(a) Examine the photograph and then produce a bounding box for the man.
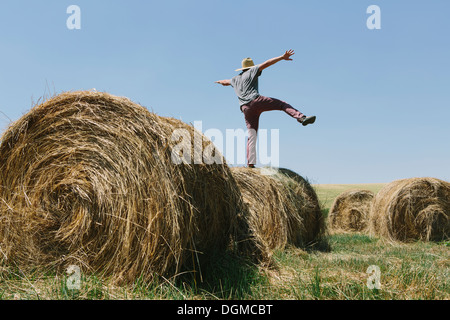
[215,49,316,168]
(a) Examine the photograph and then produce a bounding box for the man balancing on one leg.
[215,49,316,168]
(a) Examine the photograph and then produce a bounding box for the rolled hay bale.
[230,167,325,263]
[0,90,245,283]
[328,190,374,232]
[369,178,450,242]
[277,168,322,210]
[276,167,325,238]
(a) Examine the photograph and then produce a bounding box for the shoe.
[248,164,256,168]
[298,115,316,126]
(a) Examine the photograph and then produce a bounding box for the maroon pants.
[241,95,304,165]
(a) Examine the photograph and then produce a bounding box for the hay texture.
[328,190,374,232]
[230,167,324,263]
[0,90,244,282]
[369,178,450,242]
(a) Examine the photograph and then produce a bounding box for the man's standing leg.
[242,106,260,167]
[247,128,258,166]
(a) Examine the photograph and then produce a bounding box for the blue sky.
[0,0,449,184]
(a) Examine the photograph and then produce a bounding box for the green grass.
[0,183,448,300]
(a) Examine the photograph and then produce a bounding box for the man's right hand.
[282,49,295,61]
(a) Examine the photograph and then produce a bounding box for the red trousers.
[241,95,304,165]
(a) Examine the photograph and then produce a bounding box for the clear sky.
[0,0,449,184]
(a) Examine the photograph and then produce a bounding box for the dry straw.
[0,90,246,283]
[230,167,325,264]
[369,177,450,242]
[328,190,374,232]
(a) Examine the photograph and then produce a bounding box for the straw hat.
[235,57,255,71]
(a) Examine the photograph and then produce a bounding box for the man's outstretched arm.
[215,79,231,86]
[258,49,295,71]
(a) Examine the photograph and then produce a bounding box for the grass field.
[0,183,448,300]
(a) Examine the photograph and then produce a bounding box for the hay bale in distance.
[0,90,245,283]
[369,177,450,242]
[328,190,374,232]
[230,167,325,263]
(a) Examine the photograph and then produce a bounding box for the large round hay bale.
[328,190,374,232]
[369,177,450,242]
[230,167,325,263]
[0,90,245,283]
